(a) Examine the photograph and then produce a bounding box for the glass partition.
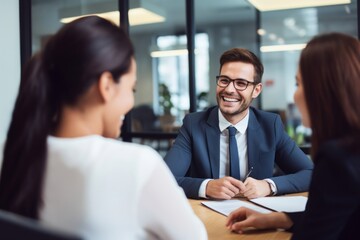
[260,2,358,145]
[195,0,258,108]
[28,0,358,156]
[32,0,118,53]
[129,1,187,135]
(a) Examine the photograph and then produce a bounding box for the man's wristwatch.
[265,179,276,196]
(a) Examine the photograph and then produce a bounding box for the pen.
[235,167,254,198]
[245,167,253,179]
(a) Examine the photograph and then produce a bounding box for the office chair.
[130,104,164,149]
[0,209,82,240]
[131,104,161,133]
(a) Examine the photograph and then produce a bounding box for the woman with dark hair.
[0,16,207,240]
[226,32,360,239]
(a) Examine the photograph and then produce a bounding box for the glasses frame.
[216,75,257,91]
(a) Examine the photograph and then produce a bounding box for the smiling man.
[165,48,313,200]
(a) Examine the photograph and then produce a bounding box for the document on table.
[250,196,308,213]
[201,199,272,216]
[201,196,308,216]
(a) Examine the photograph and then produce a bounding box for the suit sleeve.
[290,143,360,239]
[164,115,207,199]
[270,115,314,194]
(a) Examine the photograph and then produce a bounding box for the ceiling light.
[150,49,199,58]
[257,28,266,35]
[260,43,307,52]
[60,9,165,26]
[60,0,165,26]
[129,8,165,26]
[247,0,351,11]
[151,49,188,58]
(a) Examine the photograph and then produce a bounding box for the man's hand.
[241,178,271,199]
[206,177,245,199]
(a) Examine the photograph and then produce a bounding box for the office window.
[32,0,118,53]
[195,0,258,108]
[129,1,187,135]
[153,33,210,118]
[259,2,358,145]
[25,0,359,155]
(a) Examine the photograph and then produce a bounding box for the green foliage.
[159,83,174,115]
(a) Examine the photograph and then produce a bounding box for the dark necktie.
[228,126,240,179]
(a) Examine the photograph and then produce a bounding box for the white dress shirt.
[198,109,249,198]
[218,109,249,179]
[198,109,277,198]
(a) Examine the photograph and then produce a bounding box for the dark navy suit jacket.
[165,106,313,199]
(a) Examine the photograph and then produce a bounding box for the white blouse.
[40,135,207,240]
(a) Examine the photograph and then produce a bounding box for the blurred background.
[2,0,358,156]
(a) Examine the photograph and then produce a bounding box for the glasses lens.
[217,77,230,87]
[234,80,248,90]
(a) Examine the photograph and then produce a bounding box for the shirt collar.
[218,109,249,134]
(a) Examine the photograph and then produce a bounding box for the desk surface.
[189,193,308,240]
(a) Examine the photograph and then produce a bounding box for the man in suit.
[164,48,313,200]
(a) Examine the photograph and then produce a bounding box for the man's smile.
[222,96,240,102]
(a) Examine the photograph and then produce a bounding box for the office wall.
[261,51,300,110]
[0,0,20,142]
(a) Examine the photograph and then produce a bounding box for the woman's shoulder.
[93,136,163,162]
[48,135,164,168]
[95,137,169,183]
[103,137,160,156]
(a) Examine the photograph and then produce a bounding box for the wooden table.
[189,193,307,240]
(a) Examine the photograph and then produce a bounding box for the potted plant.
[159,83,174,115]
[158,83,175,127]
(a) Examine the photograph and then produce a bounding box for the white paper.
[201,199,272,216]
[250,196,308,213]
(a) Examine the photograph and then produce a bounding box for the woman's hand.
[226,207,293,234]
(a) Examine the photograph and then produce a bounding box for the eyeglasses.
[216,75,257,91]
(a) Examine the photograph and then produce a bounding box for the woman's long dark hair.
[0,16,134,219]
[299,33,360,158]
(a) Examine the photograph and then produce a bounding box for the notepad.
[201,196,308,216]
[250,196,308,212]
[201,199,272,216]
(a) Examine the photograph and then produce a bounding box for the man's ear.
[98,71,114,103]
[252,83,263,99]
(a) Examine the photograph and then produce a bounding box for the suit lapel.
[247,108,261,173]
[206,107,221,178]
